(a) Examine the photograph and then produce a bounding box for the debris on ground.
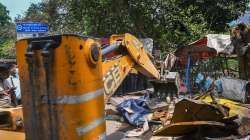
[103,39,250,139]
[146,97,169,111]
[125,120,149,137]
[153,95,250,139]
[105,86,250,140]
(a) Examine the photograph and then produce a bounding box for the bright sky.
[0,0,41,20]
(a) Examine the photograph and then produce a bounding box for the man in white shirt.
[4,64,20,105]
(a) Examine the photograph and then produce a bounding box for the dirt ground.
[106,120,173,140]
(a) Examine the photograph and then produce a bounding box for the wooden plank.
[0,130,25,140]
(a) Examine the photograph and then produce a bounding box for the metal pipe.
[42,42,59,140]
[101,41,121,56]
[25,43,41,140]
[25,40,58,140]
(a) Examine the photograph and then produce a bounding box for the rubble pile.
[105,88,250,140]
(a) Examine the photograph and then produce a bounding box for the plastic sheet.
[116,95,150,126]
[221,77,249,103]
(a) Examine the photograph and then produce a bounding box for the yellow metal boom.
[102,33,160,99]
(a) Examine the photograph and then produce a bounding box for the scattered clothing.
[195,73,205,85]
[178,79,187,94]
[195,73,224,95]
[164,53,177,71]
[214,79,223,93]
[195,73,205,94]
[206,34,234,55]
[204,76,213,91]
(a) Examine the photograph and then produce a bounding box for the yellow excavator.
[0,33,161,140]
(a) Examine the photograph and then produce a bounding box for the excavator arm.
[13,33,159,140]
[102,33,160,99]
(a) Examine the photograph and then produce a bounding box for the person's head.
[8,64,17,76]
[0,64,10,79]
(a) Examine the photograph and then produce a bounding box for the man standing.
[4,64,21,105]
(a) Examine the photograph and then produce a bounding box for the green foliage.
[178,0,249,32]
[0,2,16,58]
[0,39,15,58]
[227,58,239,72]
[18,3,47,22]
[3,0,250,59]
[0,2,12,43]
[0,2,10,26]
[66,0,249,50]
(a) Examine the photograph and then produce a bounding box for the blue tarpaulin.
[185,54,193,96]
[117,95,150,126]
